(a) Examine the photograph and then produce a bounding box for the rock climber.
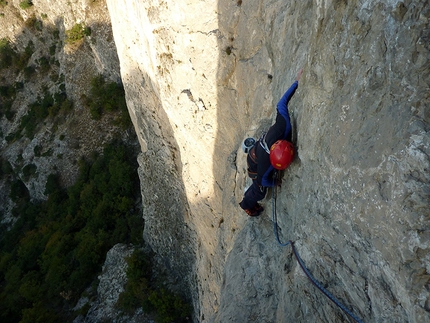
[239,69,303,216]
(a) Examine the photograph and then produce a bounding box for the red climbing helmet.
[269,140,295,170]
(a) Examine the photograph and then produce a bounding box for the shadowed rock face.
[107,0,429,322]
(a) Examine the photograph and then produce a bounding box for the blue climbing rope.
[271,183,290,247]
[271,178,364,323]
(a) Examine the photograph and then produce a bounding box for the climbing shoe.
[244,204,264,217]
[253,203,264,214]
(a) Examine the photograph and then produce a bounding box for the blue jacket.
[256,81,298,187]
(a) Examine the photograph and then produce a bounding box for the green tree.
[20,301,59,323]
[148,289,192,323]
[18,271,44,302]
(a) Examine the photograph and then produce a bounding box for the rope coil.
[271,178,364,323]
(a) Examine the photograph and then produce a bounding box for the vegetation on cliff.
[0,140,142,322]
[117,249,192,323]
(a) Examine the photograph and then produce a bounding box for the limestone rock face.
[107,0,430,322]
[74,244,150,323]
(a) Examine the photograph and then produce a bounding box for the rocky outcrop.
[74,244,151,323]
[107,0,429,322]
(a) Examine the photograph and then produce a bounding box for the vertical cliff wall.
[107,0,429,322]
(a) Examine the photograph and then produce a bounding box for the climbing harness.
[259,132,271,154]
[271,176,364,323]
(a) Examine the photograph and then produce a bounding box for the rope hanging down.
[271,176,364,323]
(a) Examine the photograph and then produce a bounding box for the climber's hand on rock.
[296,68,303,81]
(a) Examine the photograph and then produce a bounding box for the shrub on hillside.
[0,38,33,71]
[38,56,50,73]
[0,158,13,177]
[19,1,33,9]
[66,23,91,43]
[0,85,15,99]
[82,75,131,128]
[24,15,42,31]
[9,179,29,202]
[17,89,73,139]
[15,41,34,70]
[22,163,37,181]
[23,65,35,79]
[0,38,14,69]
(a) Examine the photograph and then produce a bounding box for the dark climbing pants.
[239,180,267,210]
